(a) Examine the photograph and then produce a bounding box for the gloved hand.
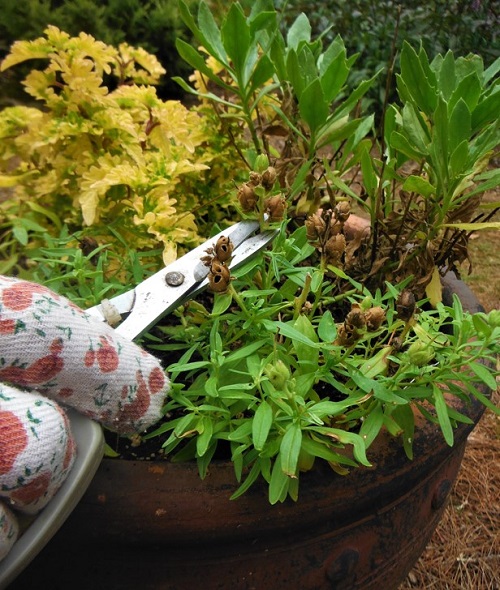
[0,276,169,561]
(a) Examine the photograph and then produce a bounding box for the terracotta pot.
[12,274,489,590]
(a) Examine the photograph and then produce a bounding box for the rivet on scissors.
[165,271,185,287]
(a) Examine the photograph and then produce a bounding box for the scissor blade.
[87,220,276,340]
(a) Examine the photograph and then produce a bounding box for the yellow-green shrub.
[0,26,242,274]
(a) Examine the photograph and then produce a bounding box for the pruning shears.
[86,220,278,340]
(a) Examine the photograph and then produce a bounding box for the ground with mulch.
[400,188,500,590]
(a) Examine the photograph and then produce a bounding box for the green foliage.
[1,2,498,503]
[0,27,243,285]
[267,0,500,113]
[145,224,500,502]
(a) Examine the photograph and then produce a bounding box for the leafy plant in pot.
[2,1,499,589]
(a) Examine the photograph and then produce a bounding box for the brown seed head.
[238,183,258,212]
[397,290,416,321]
[364,306,386,331]
[305,212,327,243]
[346,305,366,330]
[248,171,262,187]
[208,261,232,293]
[324,234,346,265]
[214,236,233,263]
[265,195,287,222]
[261,166,277,190]
[334,201,351,223]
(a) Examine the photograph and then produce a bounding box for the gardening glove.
[0,275,169,561]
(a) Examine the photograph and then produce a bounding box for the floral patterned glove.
[0,276,169,561]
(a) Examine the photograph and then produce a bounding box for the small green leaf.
[286,12,311,49]
[221,3,250,77]
[280,422,302,476]
[402,175,436,198]
[196,416,214,457]
[318,311,337,342]
[399,42,437,115]
[433,386,454,446]
[469,361,498,391]
[299,79,329,134]
[252,401,273,450]
[269,455,289,504]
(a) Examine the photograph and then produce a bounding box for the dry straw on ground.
[400,192,500,590]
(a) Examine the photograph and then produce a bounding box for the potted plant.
[1,1,499,588]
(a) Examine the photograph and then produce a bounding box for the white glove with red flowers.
[0,276,169,561]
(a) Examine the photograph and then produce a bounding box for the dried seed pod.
[305,212,327,243]
[346,305,366,330]
[335,323,359,346]
[334,201,351,223]
[261,166,277,190]
[238,183,258,212]
[208,260,232,293]
[364,306,386,331]
[324,234,346,265]
[397,290,416,321]
[248,171,262,187]
[264,195,287,222]
[214,236,233,263]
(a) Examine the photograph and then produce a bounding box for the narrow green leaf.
[449,99,471,154]
[433,386,454,446]
[252,401,273,450]
[469,361,498,391]
[320,50,349,103]
[299,79,329,134]
[221,3,250,77]
[402,175,436,198]
[280,422,302,476]
[390,131,426,161]
[230,459,263,500]
[438,50,456,101]
[269,455,289,504]
[197,0,227,63]
[286,12,311,49]
[471,89,500,132]
[399,42,437,115]
[196,417,214,457]
[449,72,481,114]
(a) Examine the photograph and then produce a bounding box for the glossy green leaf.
[449,98,471,154]
[390,131,426,161]
[252,401,273,450]
[286,12,311,49]
[318,310,337,342]
[402,175,436,198]
[471,88,500,132]
[399,42,437,115]
[280,422,302,476]
[196,416,214,456]
[359,403,384,447]
[469,361,498,391]
[319,50,349,103]
[269,454,289,504]
[221,3,250,77]
[437,50,456,100]
[433,385,454,446]
[299,79,329,134]
[401,103,430,153]
[449,72,481,114]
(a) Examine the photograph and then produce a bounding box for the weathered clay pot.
[12,274,490,590]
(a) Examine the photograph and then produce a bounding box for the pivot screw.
[165,271,185,287]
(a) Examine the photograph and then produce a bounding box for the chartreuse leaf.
[425,266,443,306]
